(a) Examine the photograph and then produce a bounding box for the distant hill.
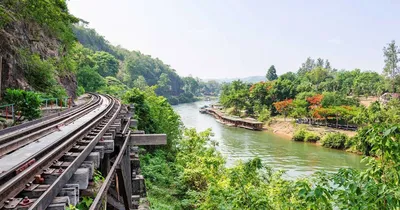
[206,76,266,84]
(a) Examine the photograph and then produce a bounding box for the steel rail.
[0,94,97,140]
[0,95,116,208]
[0,94,99,149]
[28,95,121,209]
[0,96,104,184]
[0,95,103,157]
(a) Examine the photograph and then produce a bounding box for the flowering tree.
[273,99,294,120]
[306,94,324,109]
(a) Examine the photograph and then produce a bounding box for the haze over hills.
[205,76,266,83]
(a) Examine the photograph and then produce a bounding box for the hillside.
[73,24,220,104]
[0,0,79,99]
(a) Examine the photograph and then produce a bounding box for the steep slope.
[0,0,79,98]
[73,25,189,103]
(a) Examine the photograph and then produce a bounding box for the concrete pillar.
[85,152,100,168]
[67,168,89,189]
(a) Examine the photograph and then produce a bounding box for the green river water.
[173,100,365,178]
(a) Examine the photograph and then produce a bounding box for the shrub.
[168,96,179,105]
[257,107,271,122]
[293,128,306,141]
[20,50,57,93]
[304,132,320,142]
[321,133,349,149]
[77,86,85,96]
[293,128,320,142]
[4,89,42,121]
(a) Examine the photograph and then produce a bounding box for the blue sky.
[68,0,400,79]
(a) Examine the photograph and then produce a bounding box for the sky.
[67,0,400,79]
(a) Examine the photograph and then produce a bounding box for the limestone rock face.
[0,21,76,98]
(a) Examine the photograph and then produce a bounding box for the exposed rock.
[0,20,76,97]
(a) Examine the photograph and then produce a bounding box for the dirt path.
[265,118,357,139]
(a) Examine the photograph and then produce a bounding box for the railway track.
[0,94,123,209]
[0,93,100,157]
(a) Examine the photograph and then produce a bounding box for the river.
[173,100,365,178]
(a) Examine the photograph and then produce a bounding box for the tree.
[156,73,172,96]
[324,60,331,70]
[383,40,400,91]
[298,57,315,75]
[77,66,106,92]
[383,40,400,80]
[266,65,278,81]
[133,76,149,91]
[91,51,119,77]
[316,58,324,68]
[306,94,323,109]
[273,99,294,120]
[4,89,41,121]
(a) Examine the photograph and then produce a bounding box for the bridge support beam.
[130,134,167,146]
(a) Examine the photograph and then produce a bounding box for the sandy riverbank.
[265,118,357,140]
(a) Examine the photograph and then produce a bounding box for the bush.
[4,89,42,121]
[293,128,320,142]
[168,96,179,105]
[77,86,85,96]
[20,50,57,93]
[257,107,271,122]
[293,128,306,141]
[304,132,320,142]
[321,133,349,149]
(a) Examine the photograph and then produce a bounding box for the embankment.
[266,118,357,139]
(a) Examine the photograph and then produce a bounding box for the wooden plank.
[130,134,167,145]
[132,130,145,134]
[130,119,138,127]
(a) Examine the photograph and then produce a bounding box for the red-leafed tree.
[273,99,294,120]
[306,94,324,109]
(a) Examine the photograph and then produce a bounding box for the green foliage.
[266,65,278,81]
[93,170,105,184]
[292,128,306,141]
[321,132,349,149]
[98,76,128,98]
[91,51,119,77]
[1,0,78,48]
[257,106,271,122]
[293,128,319,142]
[77,66,106,92]
[73,25,124,60]
[19,50,56,93]
[123,88,181,150]
[304,131,320,142]
[73,25,217,104]
[76,196,93,210]
[132,75,149,91]
[76,86,85,96]
[4,89,41,120]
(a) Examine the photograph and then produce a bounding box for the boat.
[199,105,209,113]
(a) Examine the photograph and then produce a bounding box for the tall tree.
[383,40,400,79]
[298,57,315,75]
[266,65,278,81]
[383,40,400,92]
[316,58,324,68]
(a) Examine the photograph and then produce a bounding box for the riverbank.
[266,117,357,140]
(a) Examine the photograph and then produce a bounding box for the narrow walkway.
[0,95,109,173]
